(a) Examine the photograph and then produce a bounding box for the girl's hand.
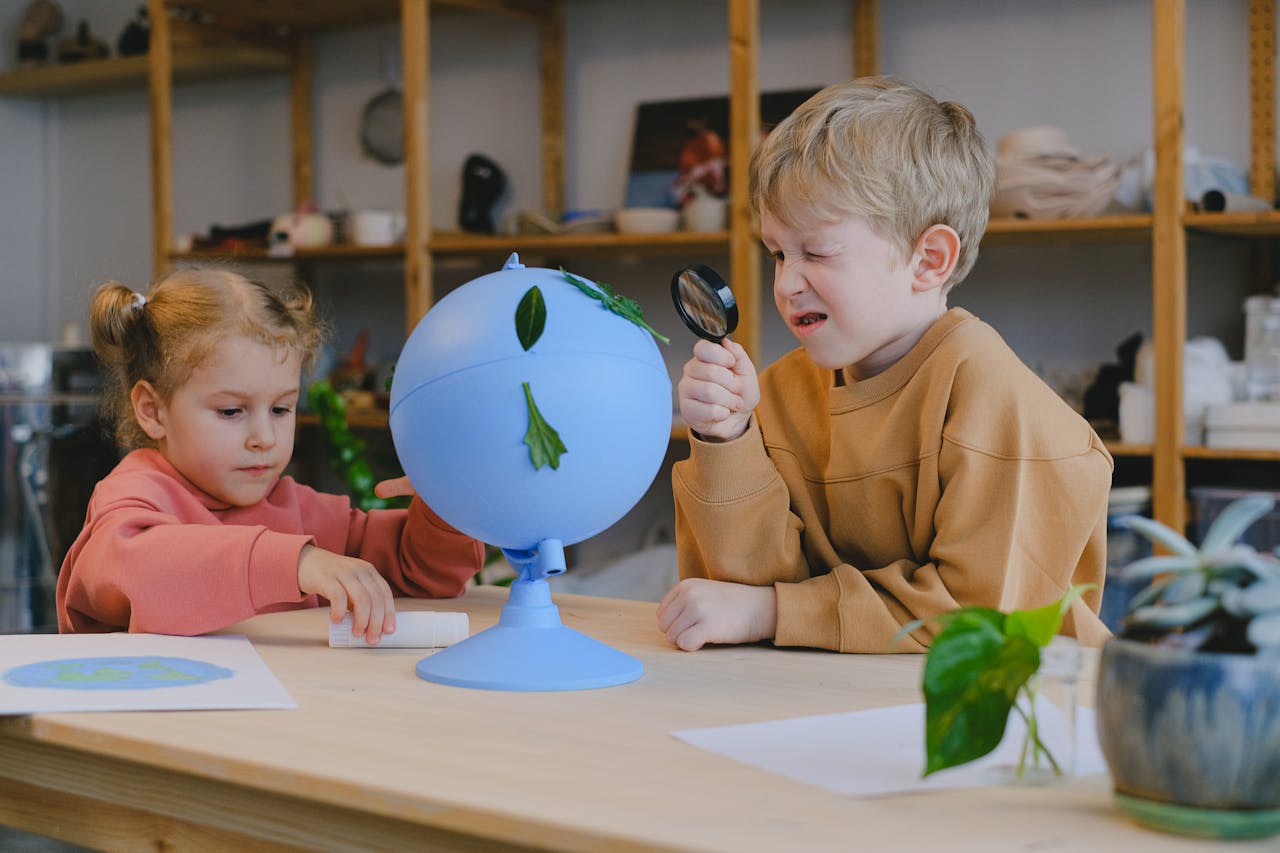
[297,544,396,643]
[656,578,777,651]
[677,337,760,442]
[373,476,416,499]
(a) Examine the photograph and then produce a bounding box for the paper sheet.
[0,633,295,714]
[673,699,1107,797]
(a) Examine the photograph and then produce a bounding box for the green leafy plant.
[896,584,1093,778]
[561,268,670,344]
[306,380,407,511]
[1116,493,1280,653]
[521,381,567,470]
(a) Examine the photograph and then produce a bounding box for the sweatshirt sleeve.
[672,418,810,586]
[773,438,1113,653]
[343,497,484,598]
[58,494,312,635]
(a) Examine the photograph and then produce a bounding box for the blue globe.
[389,255,672,551]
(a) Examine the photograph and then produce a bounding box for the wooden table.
[0,587,1266,852]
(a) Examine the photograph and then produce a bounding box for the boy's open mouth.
[795,312,826,327]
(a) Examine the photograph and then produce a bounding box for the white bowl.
[615,207,680,235]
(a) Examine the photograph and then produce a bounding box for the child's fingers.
[326,585,349,624]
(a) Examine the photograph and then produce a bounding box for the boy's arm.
[773,442,1113,653]
[672,418,810,586]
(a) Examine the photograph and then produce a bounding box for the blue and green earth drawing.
[4,657,234,690]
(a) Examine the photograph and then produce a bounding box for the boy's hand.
[657,578,777,651]
[373,476,416,499]
[297,544,396,644]
[677,338,760,441]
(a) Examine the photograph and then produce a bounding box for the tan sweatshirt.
[672,308,1112,652]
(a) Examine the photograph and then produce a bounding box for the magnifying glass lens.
[671,265,738,342]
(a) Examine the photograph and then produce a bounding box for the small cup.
[682,195,727,232]
[351,210,406,246]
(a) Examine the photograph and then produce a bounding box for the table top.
[0,586,1264,852]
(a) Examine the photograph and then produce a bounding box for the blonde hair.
[90,268,324,449]
[750,76,996,290]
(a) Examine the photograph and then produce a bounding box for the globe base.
[415,579,642,691]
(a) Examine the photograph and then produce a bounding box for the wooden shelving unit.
[5,0,1277,534]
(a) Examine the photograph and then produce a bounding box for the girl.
[57,268,483,643]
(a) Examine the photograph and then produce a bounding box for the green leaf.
[515,286,547,351]
[522,382,567,470]
[1004,583,1097,647]
[561,268,670,345]
[922,611,1040,776]
[1117,553,1199,583]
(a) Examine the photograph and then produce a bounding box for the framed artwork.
[624,87,820,209]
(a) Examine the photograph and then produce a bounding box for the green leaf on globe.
[522,381,567,470]
[561,268,670,345]
[515,285,546,351]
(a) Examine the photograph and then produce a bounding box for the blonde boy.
[657,77,1111,653]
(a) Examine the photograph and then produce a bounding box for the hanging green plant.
[306,380,407,511]
[521,381,567,470]
[515,285,547,351]
[561,268,670,344]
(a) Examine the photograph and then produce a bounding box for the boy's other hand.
[677,337,760,441]
[297,544,397,644]
[373,476,416,499]
[657,578,777,651]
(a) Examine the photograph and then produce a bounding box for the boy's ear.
[130,380,167,441]
[911,224,961,293]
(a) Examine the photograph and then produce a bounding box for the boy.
[657,77,1112,653]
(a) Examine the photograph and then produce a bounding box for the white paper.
[673,699,1107,797]
[0,633,295,714]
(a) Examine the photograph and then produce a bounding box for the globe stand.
[415,539,643,691]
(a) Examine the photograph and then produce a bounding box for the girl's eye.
[272,406,294,416]
[216,408,242,418]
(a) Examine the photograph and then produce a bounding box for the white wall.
[0,0,1266,559]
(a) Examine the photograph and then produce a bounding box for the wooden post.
[402,0,432,329]
[1151,0,1187,534]
[147,0,172,278]
[539,0,565,219]
[853,0,878,78]
[1249,0,1276,293]
[728,0,761,363]
[289,34,315,210]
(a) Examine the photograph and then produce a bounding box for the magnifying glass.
[671,264,738,343]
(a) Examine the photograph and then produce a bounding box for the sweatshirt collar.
[829,307,974,408]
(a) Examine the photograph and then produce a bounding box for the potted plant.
[1096,493,1280,839]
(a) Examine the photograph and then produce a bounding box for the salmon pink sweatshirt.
[57,449,483,634]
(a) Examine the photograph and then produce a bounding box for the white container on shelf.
[1204,402,1280,450]
[1244,295,1280,401]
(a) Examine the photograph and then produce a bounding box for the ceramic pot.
[1095,638,1280,838]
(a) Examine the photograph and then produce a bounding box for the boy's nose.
[773,262,806,298]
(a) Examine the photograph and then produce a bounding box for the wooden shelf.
[1185,210,1280,237]
[1106,442,1154,457]
[432,229,729,256]
[1183,445,1280,462]
[166,0,551,30]
[0,45,288,98]
[298,411,389,429]
[982,214,1153,246]
[172,244,404,262]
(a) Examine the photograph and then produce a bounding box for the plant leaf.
[1120,514,1197,557]
[521,381,567,470]
[923,612,1039,776]
[561,268,670,344]
[1201,494,1276,553]
[1117,553,1198,583]
[515,285,547,351]
[1127,596,1218,629]
[1004,583,1096,647]
[1247,611,1280,649]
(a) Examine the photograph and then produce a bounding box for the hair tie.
[133,291,147,309]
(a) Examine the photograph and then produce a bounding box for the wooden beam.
[148,0,173,279]
[402,0,432,329]
[289,34,315,210]
[1151,0,1187,534]
[853,0,878,78]
[1249,0,1276,203]
[728,0,761,364]
[539,0,566,218]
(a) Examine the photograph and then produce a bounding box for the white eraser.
[329,611,470,649]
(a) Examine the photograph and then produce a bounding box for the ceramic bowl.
[615,207,679,235]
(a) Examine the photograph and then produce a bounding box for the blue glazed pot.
[1095,638,1280,837]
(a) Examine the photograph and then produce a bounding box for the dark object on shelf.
[16,0,63,68]
[55,19,109,64]
[189,218,273,252]
[1084,331,1143,424]
[458,153,507,234]
[117,5,149,57]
